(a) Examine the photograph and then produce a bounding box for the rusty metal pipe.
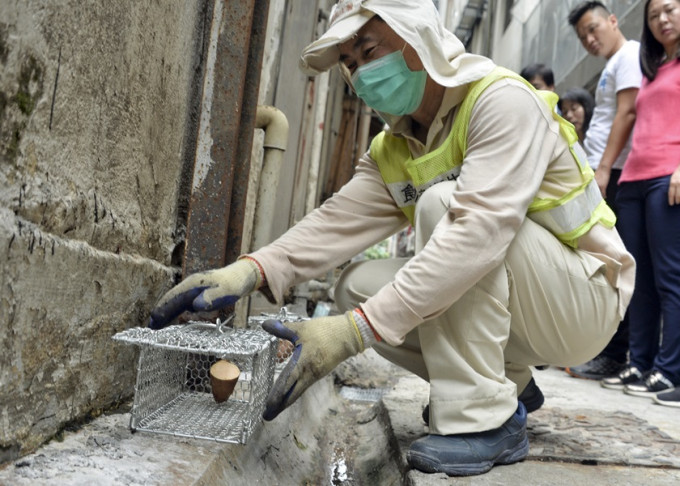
[183,0,270,278]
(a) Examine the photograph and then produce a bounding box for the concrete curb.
[1,357,679,485]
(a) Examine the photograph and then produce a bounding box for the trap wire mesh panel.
[247,307,310,371]
[113,322,277,444]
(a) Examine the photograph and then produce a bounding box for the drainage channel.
[322,386,402,485]
[0,353,411,485]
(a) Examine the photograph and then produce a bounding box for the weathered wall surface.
[0,0,209,462]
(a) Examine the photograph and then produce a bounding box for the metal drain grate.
[339,386,390,402]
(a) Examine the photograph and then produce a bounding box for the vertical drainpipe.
[183,0,270,280]
[251,105,290,252]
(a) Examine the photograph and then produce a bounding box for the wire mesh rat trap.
[113,308,309,445]
[113,318,278,445]
[247,307,309,369]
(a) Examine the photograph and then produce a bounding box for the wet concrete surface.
[0,351,679,485]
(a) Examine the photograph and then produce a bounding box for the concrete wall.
[0,0,209,462]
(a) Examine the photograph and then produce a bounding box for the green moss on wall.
[7,122,26,160]
[1,53,45,163]
[0,23,8,64]
[15,55,43,116]
[14,92,34,116]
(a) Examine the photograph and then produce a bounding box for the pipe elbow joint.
[255,105,289,151]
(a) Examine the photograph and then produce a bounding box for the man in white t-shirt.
[566,1,641,381]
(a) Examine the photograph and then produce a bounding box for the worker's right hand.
[261,312,366,421]
[148,258,263,329]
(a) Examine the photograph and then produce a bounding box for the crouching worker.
[148,0,634,477]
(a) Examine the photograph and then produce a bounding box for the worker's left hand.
[148,258,263,329]
[261,313,366,421]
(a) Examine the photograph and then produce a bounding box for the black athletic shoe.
[601,365,644,390]
[624,370,674,397]
[565,355,626,380]
[654,387,680,408]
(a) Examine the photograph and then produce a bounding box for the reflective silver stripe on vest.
[529,179,602,234]
[572,142,590,169]
[384,166,461,208]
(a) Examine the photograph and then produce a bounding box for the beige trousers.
[334,181,620,435]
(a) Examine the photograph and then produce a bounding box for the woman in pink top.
[608,0,680,406]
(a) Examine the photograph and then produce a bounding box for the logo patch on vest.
[385,167,460,208]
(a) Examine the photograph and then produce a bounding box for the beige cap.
[300,0,375,75]
[299,0,495,93]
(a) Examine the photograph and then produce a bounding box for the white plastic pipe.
[251,105,289,251]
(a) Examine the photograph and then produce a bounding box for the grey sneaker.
[601,365,644,390]
[565,355,626,380]
[654,387,680,408]
[624,370,674,397]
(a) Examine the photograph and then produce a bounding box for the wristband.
[239,256,266,288]
[352,307,381,346]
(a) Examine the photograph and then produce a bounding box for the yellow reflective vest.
[369,66,615,248]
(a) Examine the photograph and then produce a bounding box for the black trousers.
[599,168,629,363]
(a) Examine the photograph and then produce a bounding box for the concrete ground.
[1,349,679,485]
[393,365,680,485]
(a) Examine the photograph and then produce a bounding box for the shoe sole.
[624,387,674,398]
[407,436,529,477]
[565,368,616,381]
[600,382,625,390]
[653,396,680,408]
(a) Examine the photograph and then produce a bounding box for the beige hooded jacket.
[249,0,634,346]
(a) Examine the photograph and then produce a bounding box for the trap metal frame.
[113,320,277,444]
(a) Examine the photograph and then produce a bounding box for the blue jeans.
[616,175,680,384]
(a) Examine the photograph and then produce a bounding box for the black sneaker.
[601,365,644,390]
[565,355,626,380]
[421,377,544,424]
[654,387,680,408]
[624,370,674,397]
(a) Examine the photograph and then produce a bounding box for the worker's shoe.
[421,377,543,424]
[408,403,529,477]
